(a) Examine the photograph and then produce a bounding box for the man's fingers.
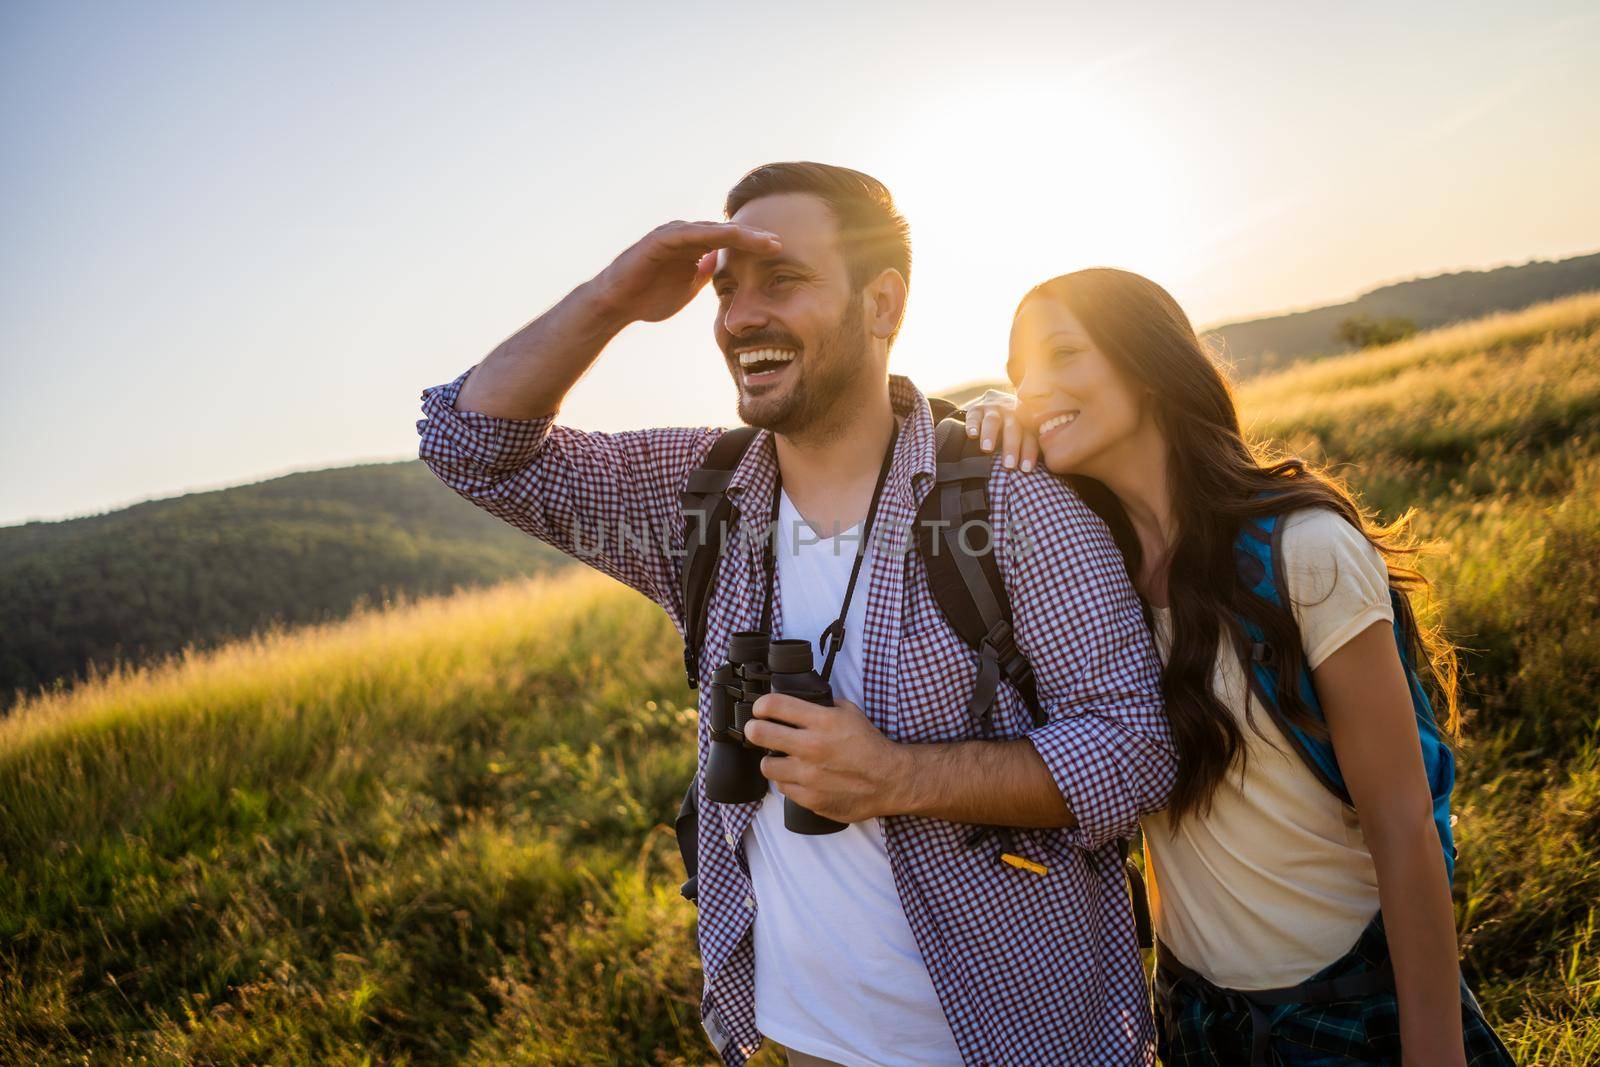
[693,252,716,291]
[746,718,809,756]
[752,693,825,728]
[759,753,805,784]
[654,221,781,256]
[762,763,821,810]
[965,406,981,439]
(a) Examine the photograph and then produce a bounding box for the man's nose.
[722,289,769,336]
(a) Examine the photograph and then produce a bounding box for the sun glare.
[872,79,1200,388]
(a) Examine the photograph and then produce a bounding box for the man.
[417,162,1175,1066]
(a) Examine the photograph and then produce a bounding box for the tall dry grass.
[0,573,738,1064]
[3,292,1597,1064]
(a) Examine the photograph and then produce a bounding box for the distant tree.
[1336,313,1418,349]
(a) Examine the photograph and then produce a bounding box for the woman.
[966,269,1511,1066]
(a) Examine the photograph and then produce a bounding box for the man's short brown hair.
[725,161,912,309]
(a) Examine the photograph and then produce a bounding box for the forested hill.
[0,461,566,709]
[1209,249,1600,375]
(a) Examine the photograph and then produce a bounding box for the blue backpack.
[1232,509,1458,880]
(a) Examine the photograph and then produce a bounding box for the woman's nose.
[1016,368,1053,405]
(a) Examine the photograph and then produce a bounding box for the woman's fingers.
[979,409,1003,451]
[962,390,1024,457]
[1020,431,1041,473]
[974,389,1015,410]
[1001,413,1023,469]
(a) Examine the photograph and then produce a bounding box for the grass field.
[3,293,1597,1064]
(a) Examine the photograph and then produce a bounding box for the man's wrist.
[570,276,635,339]
[882,741,939,818]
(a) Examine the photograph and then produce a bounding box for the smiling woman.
[964,266,1517,1065]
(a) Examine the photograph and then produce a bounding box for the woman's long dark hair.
[1020,268,1461,822]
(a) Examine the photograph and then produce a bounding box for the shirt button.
[745,896,756,911]
[725,832,735,846]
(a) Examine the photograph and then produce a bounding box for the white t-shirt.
[743,487,962,1067]
[1141,507,1396,990]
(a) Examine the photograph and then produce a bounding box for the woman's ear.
[866,268,908,341]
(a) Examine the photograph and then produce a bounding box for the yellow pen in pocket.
[1000,853,1048,876]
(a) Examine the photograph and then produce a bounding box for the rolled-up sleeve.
[415,365,722,627]
[993,471,1176,851]
[418,368,557,480]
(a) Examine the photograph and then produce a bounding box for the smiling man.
[416,162,1175,1066]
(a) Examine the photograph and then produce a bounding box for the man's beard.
[735,293,871,441]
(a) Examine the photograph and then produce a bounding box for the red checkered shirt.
[417,370,1175,1066]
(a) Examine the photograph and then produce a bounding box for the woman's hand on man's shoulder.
[962,389,1041,473]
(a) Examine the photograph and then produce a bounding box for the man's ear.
[865,268,908,342]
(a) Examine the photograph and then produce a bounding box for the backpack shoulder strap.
[679,426,760,689]
[927,396,960,424]
[1236,506,1460,879]
[912,404,1148,943]
[913,402,1045,729]
[1233,510,1352,802]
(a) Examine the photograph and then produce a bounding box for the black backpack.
[673,399,1151,948]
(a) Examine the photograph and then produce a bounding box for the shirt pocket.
[898,600,1037,742]
[897,601,983,740]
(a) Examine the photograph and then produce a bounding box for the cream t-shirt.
[1140,507,1396,990]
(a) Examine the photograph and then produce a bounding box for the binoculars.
[703,631,847,835]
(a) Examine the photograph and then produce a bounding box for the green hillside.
[0,461,568,710]
[1210,250,1600,375]
[1,294,1597,1064]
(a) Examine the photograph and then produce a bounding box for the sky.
[2,0,1598,527]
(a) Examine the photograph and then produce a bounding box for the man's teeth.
[1038,412,1079,434]
[737,348,797,368]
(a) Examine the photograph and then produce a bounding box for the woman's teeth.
[737,348,797,368]
[1038,412,1079,435]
